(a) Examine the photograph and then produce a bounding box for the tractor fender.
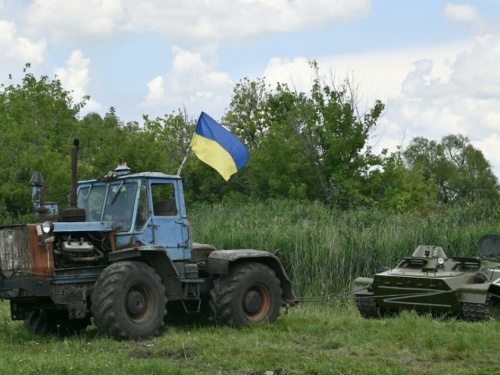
[107,248,183,301]
[206,250,297,305]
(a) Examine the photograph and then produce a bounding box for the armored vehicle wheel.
[91,261,167,340]
[24,310,90,336]
[354,295,380,318]
[462,295,500,321]
[209,262,282,328]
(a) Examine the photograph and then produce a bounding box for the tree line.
[0,63,498,223]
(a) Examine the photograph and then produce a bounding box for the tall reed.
[189,200,500,297]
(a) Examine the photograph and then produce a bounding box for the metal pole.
[177,147,192,176]
[69,141,79,208]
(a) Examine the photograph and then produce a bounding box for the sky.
[1,0,500,176]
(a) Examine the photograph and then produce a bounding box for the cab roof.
[78,171,181,184]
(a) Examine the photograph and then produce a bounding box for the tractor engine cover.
[61,240,94,253]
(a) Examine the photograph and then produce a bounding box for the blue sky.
[1,0,500,175]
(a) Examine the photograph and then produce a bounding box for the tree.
[365,149,438,212]
[223,77,270,151]
[223,62,385,208]
[403,134,499,204]
[77,109,126,178]
[140,109,196,174]
[0,65,86,220]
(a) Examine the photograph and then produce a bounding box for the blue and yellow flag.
[190,112,249,181]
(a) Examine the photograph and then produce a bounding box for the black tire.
[24,310,90,337]
[209,262,282,328]
[91,261,167,340]
[354,295,380,318]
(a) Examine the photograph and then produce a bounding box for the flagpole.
[177,147,192,176]
[177,112,199,177]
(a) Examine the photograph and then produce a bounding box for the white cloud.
[262,41,468,113]
[24,0,371,45]
[264,57,316,91]
[450,34,500,98]
[443,3,496,34]
[0,20,46,64]
[26,0,127,44]
[141,46,233,118]
[144,76,165,106]
[382,33,500,177]
[443,3,481,23]
[126,0,371,42]
[54,50,101,112]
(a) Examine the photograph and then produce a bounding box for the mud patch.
[156,346,196,360]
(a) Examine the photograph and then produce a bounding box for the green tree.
[223,77,270,151]
[403,134,499,204]
[141,109,196,174]
[365,149,438,212]
[77,108,195,179]
[0,65,86,220]
[77,109,126,178]
[223,62,385,208]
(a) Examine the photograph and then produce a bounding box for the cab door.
[148,180,190,260]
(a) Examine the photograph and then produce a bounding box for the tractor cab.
[76,165,191,260]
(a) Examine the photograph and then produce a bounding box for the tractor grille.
[0,226,32,278]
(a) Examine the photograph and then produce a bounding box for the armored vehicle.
[0,141,296,340]
[353,235,500,320]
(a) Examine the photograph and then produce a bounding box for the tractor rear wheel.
[91,261,167,340]
[209,262,282,328]
[24,310,90,336]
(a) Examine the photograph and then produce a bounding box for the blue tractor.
[0,141,296,340]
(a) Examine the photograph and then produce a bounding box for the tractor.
[0,141,296,340]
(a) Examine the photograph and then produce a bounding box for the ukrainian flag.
[190,112,249,181]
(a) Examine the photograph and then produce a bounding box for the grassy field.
[1,300,500,375]
[2,201,500,374]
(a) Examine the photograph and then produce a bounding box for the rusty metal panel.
[27,224,54,276]
[0,226,32,278]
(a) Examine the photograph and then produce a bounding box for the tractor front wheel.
[91,261,167,340]
[209,262,282,328]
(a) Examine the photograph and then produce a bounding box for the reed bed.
[189,200,500,296]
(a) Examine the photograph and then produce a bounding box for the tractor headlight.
[42,221,54,234]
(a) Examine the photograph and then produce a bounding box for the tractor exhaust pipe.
[69,139,79,209]
[61,139,86,222]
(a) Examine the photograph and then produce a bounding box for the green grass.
[1,301,500,374]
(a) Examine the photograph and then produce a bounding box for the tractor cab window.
[151,183,178,216]
[78,185,106,222]
[135,183,150,230]
[102,182,138,232]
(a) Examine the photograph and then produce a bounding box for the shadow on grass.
[163,300,214,330]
